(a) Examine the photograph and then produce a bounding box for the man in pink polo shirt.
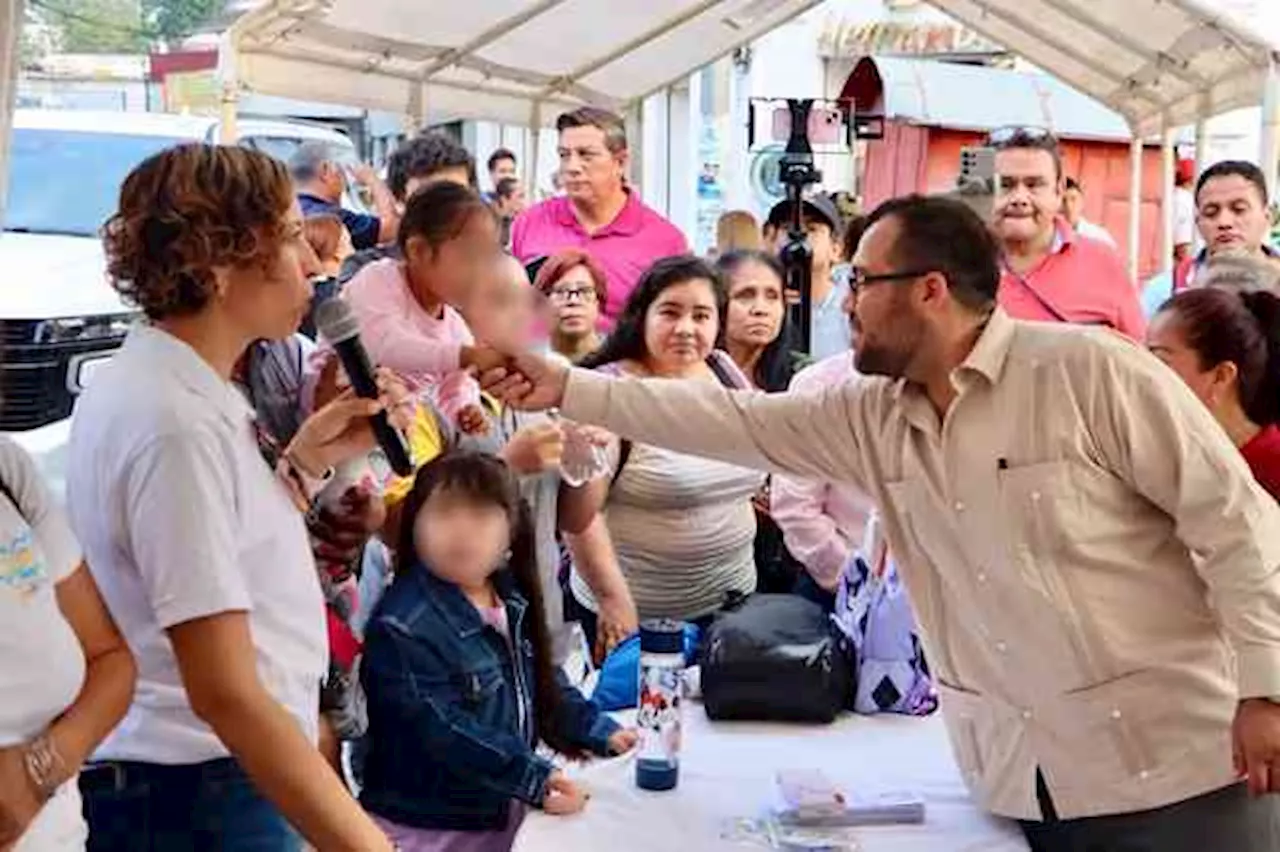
[511,107,687,324]
[990,127,1145,339]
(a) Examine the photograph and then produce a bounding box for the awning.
[922,0,1279,137]
[841,56,1139,142]
[226,0,826,127]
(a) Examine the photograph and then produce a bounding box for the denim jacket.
[359,566,618,831]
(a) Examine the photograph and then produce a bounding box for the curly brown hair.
[102,143,295,320]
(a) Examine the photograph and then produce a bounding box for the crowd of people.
[2,103,1280,852]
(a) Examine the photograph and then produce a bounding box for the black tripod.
[775,99,823,355]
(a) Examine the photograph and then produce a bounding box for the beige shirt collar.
[896,307,1016,432]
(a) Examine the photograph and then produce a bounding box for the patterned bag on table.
[831,515,937,716]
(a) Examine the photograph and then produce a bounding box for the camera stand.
[777,99,823,355]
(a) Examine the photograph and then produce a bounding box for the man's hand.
[0,744,44,849]
[501,421,565,476]
[1233,698,1280,795]
[479,351,571,412]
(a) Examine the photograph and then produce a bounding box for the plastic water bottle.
[635,620,686,791]
[552,410,611,487]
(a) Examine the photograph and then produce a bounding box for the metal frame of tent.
[3,0,1279,278]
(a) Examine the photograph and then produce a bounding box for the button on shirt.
[510,190,687,324]
[559,308,1280,821]
[999,219,1146,339]
[67,325,327,764]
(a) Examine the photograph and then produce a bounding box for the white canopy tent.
[222,0,826,129]
[924,0,1280,275]
[1,0,1278,266]
[220,0,1280,277]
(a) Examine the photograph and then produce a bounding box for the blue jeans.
[80,758,301,852]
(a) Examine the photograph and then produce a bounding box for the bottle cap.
[639,619,686,654]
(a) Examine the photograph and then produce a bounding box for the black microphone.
[314,298,414,477]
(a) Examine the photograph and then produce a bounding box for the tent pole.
[1128,134,1143,282]
[1161,118,1176,273]
[217,31,240,143]
[1194,90,1209,175]
[1261,54,1280,202]
[625,101,645,197]
[1194,118,1207,173]
[528,101,542,196]
[0,0,25,227]
[406,83,424,133]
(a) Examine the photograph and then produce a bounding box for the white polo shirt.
[67,324,326,764]
[0,438,88,849]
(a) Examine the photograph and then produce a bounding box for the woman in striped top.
[559,256,766,631]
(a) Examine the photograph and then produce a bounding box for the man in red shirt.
[511,107,687,324]
[990,128,1145,339]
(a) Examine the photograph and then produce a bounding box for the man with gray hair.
[290,141,400,250]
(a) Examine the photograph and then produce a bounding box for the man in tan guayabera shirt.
[483,195,1280,850]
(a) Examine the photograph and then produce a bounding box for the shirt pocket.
[995,461,1076,597]
[934,678,1002,787]
[1059,672,1165,780]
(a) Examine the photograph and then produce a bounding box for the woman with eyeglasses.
[533,249,607,363]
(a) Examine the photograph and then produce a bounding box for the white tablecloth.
[514,706,1029,852]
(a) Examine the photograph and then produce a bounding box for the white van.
[0,109,361,495]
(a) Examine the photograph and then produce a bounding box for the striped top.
[571,356,765,621]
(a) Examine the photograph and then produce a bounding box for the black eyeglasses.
[987,125,1058,149]
[848,268,933,292]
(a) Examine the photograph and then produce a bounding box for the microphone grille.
[315,297,361,344]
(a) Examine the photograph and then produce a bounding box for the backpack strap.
[610,354,743,486]
[610,439,633,486]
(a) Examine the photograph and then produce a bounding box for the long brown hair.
[394,451,584,758]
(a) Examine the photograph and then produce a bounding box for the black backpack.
[701,594,855,724]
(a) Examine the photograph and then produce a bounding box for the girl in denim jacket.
[360,452,635,851]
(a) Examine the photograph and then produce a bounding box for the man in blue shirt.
[290,142,399,251]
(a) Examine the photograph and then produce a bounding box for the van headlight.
[33,313,135,345]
